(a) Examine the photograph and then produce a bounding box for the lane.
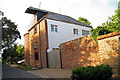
[2,64,41,78]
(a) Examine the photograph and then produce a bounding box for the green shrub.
[16,64,32,70]
[2,59,9,64]
[26,66,32,69]
[21,63,26,66]
[71,64,113,80]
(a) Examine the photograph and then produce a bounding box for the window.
[82,30,89,35]
[35,52,38,60]
[51,25,58,32]
[34,27,37,34]
[73,28,78,35]
[51,25,54,31]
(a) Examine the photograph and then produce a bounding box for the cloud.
[100,0,108,4]
[1,0,118,45]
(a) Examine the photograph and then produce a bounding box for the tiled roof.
[25,7,92,28]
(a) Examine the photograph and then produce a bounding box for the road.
[2,64,41,78]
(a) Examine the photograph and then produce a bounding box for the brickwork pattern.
[24,33,30,66]
[60,31,120,77]
[24,19,48,68]
[60,35,98,68]
[39,19,48,68]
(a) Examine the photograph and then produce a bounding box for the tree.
[91,6,120,43]
[16,44,24,60]
[2,17,21,64]
[2,44,18,63]
[2,17,21,49]
[78,17,91,26]
[2,44,24,64]
[101,9,120,32]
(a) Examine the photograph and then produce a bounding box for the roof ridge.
[29,7,77,20]
[26,7,92,28]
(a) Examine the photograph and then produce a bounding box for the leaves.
[2,44,24,63]
[2,17,21,49]
[78,17,91,26]
[91,7,120,43]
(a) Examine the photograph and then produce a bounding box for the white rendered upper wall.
[46,19,92,52]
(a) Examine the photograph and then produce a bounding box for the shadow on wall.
[60,33,120,77]
[98,36,120,77]
[24,48,30,66]
[118,36,120,76]
[25,20,48,68]
[60,35,99,68]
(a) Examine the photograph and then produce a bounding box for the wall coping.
[24,33,29,36]
[97,31,120,40]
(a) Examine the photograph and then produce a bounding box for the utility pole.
[0,11,3,51]
[0,10,3,80]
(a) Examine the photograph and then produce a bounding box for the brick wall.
[24,18,48,68]
[60,31,120,77]
[24,33,30,66]
[29,27,35,66]
[60,35,98,68]
[39,19,48,68]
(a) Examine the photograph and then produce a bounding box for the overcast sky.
[0,0,119,45]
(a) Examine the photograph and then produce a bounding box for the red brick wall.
[24,18,48,68]
[39,19,48,68]
[24,33,30,66]
[119,37,120,76]
[60,31,120,77]
[60,35,98,69]
[29,26,35,66]
[98,35,119,77]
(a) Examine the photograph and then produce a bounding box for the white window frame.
[51,24,58,32]
[73,28,78,35]
[82,30,89,35]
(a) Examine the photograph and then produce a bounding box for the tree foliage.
[78,17,91,26]
[16,44,24,58]
[2,44,24,64]
[2,17,21,49]
[2,17,22,64]
[91,7,120,43]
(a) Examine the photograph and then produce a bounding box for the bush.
[16,65,32,70]
[26,66,32,69]
[71,64,113,80]
[21,63,26,66]
[2,59,9,64]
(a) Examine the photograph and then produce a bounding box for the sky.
[0,0,119,45]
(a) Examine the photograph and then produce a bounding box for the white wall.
[46,19,92,52]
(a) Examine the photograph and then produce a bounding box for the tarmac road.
[2,64,41,78]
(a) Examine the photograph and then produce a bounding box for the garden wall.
[60,31,120,77]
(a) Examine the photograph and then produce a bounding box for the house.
[24,7,92,68]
